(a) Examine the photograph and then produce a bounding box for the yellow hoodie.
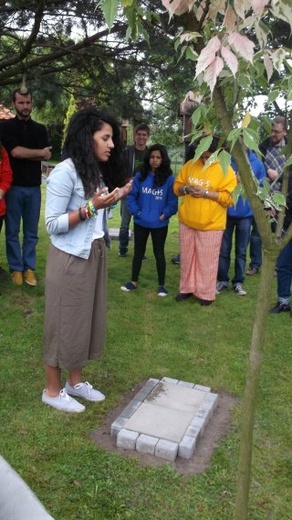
[173,158,236,231]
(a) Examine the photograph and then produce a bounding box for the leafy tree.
[0,0,197,156]
[100,1,292,518]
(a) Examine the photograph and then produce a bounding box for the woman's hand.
[92,188,117,210]
[189,186,205,198]
[118,179,133,198]
[92,180,133,210]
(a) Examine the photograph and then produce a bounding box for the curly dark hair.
[139,143,172,188]
[63,107,130,197]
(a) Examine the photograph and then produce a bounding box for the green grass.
[0,187,291,519]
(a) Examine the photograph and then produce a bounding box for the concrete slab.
[145,381,206,413]
[125,402,194,442]
[111,378,218,461]
[109,228,132,240]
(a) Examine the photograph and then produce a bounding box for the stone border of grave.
[111,377,218,462]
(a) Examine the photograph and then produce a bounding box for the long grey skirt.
[44,239,107,370]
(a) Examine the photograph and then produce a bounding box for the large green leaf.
[242,128,261,154]
[192,135,213,162]
[218,149,231,175]
[101,0,118,30]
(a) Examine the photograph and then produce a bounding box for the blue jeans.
[249,218,262,269]
[5,185,41,271]
[218,216,252,285]
[276,240,292,303]
[118,198,132,254]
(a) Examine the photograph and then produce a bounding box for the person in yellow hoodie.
[173,135,236,306]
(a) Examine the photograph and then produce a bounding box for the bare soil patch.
[90,381,239,476]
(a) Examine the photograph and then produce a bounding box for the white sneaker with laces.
[42,388,85,413]
[158,285,168,297]
[233,284,247,296]
[65,381,105,402]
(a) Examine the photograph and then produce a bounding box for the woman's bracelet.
[78,200,99,221]
[87,199,98,218]
[78,207,86,221]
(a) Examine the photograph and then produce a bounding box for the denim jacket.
[45,159,110,259]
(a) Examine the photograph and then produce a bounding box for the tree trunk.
[234,252,276,519]
[211,85,287,518]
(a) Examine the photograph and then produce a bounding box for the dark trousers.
[218,216,252,285]
[249,218,262,269]
[132,223,168,285]
[277,239,292,302]
[118,198,132,254]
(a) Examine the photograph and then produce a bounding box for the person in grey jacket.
[42,108,132,413]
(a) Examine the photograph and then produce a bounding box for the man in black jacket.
[118,123,150,257]
[0,89,51,286]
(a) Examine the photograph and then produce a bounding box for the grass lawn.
[0,184,291,519]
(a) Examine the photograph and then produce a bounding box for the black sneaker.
[269,301,291,314]
[175,292,193,302]
[171,255,180,265]
[120,282,137,292]
[119,252,127,258]
[200,299,213,306]
[158,285,168,297]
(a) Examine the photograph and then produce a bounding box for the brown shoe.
[246,267,259,275]
[23,269,37,286]
[11,270,23,286]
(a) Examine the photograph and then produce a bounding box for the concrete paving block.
[161,377,179,384]
[155,439,178,462]
[136,434,159,455]
[134,387,153,402]
[204,392,219,408]
[190,416,206,436]
[178,380,195,388]
[195,406,212,422]
[179,435,197,459]
[185,424,201,439]
[120,399,142,419]
[117,429,139,450]
[194,384,211,392]
[145,378,160,390]
[110,417,128,437]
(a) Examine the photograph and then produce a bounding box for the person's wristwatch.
[183,185,190,195]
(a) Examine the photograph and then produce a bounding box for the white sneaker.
[65,381,105,402]
[42,388,85,413]
[233,284,247,296]
[158,285,168,297]
[216,281,228,294]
